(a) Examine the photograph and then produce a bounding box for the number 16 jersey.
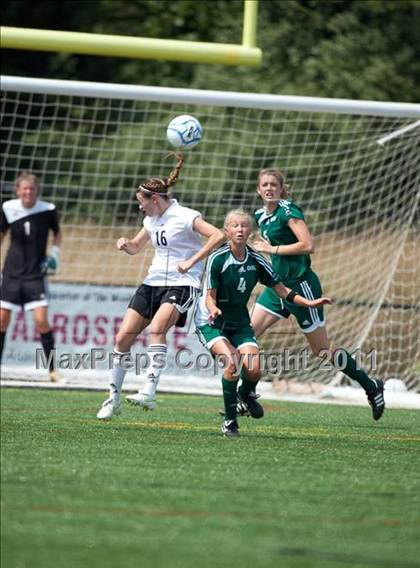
[142,199,204,288]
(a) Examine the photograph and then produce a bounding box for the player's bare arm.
[52,230,62,247]
[177,217,225,273]
[273,282,333,308]
[205,288,222,323]
[117,227,151,255]
[253,219,314,256]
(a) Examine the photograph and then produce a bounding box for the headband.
[137,185,169,196]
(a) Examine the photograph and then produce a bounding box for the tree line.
[3,0,419,102]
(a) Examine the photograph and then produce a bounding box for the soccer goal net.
[1,76,419,390]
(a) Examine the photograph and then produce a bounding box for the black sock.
[40,331,55,371]
[0,331,5,364]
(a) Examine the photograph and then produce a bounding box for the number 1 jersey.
[0,199,60,280]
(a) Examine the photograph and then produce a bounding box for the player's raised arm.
[253,218,314,256]
[177,217,225,274]
[117,227,151,255]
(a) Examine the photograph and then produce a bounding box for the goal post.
[1,76,419,391]
[0,1,261,66]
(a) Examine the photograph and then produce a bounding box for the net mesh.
[1,84,419,389]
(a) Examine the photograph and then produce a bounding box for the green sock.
[238,375,258,398]
[335,349,376,393]
[222,377,238,420]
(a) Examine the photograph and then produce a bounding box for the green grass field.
[1,388,419,568]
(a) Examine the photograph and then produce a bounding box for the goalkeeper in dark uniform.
[0,172,62,380]
[195,209,332,437]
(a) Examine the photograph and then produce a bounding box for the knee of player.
[149,328,169,341]
[115,330,135,350]
[243,367,261,382]
[34,321,51,334]
[0,310,11,332]
[224,356,239,378]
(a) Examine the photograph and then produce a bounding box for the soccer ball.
[166,115,203,150]
[385,378,407,393]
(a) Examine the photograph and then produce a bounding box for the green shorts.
[256,270,325,333]
[196,324,258,351]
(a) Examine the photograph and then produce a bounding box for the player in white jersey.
[97,154,225,420]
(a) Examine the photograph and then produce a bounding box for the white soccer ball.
[166,115,203,150]
[385,378,407,393]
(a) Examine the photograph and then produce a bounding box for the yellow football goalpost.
[1,0,261,66]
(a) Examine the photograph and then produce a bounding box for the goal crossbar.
[2,76,420,118]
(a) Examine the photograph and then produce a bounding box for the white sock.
[110,350,130,400]
[143,344,167,398]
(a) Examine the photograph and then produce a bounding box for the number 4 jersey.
[142,199,204,288]
[195,244,279,330]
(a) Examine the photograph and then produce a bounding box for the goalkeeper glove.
[40,245,61,275]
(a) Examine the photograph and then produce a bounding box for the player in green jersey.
[195,210,333,437]
[251,168,385,421]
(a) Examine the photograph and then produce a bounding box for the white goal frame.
[1,76,419,392]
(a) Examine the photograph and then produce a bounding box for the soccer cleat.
[126,392,156,411]
[97,397,122,420]
[221,419,240,438]
[367,379,385,421]
[237,392,264,419]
